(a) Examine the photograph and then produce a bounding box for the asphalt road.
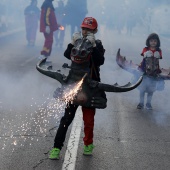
[0,31,170,170]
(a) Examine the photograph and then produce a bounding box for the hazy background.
[0,0,170,128]
[0,2,170,170]
[0,2,170,167]
[0,0,170,108]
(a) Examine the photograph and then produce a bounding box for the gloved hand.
[71,32,81,45]
[144,50,153,58]
[45,26,50,34]
[154,51,161,58]
[86,32,96,47]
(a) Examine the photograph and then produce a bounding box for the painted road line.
[62,107,83,170]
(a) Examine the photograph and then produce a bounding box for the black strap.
[90,56,99,79]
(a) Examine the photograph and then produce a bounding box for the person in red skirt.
[39,0,59,61]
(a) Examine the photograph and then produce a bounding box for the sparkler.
[62,73,87,105]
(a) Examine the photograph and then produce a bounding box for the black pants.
[54,104,78,149]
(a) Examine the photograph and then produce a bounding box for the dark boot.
[146,103,152,110]
[137,103,144,109]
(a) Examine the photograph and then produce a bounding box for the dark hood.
[41,0,54,10]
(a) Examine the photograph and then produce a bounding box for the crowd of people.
[24,0,87,49]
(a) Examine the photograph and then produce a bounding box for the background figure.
[54,1,65,49]
[137,33,162,110]
[64,0,88,38]
[24,0,40,46]
[40,0,58,61]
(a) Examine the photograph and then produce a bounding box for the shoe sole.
[83,153,92,156]
[146,108,152,110]
[49,157,59,160]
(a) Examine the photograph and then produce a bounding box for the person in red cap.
[39,0,59,61]
[49,17,106,159]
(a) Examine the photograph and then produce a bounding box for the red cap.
[81,17,98,30]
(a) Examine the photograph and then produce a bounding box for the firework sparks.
[13,140,17,146]
[62,73,87,105]
[0,74,87,152]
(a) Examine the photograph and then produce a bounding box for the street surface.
[0,30,170,170]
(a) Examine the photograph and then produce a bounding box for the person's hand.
[71,32,81,45]
[86,33,96,47]
[144,50,153,58]
[45,26,50,34]
[59,25,64,31]
[154,51,161,58]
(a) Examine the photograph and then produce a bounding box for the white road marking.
[62,107,83,170]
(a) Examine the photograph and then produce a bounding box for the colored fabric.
[138,75,157,93]
[54,104,95,149]
[141,47,162,58]
[82,107,95,145]
[64,40,105,81]
[139,47,162,74]
[41,32,53,56]
[40,0,58,56]
[40,0,58,33]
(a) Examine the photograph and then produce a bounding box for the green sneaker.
[49,148,60,160]
[83,144,95,156]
